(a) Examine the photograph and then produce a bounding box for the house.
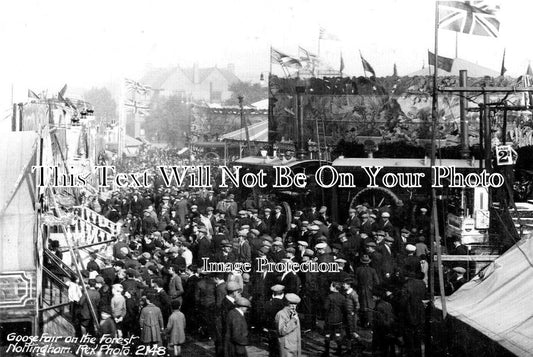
[140,63,241,103]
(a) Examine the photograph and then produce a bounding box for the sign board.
[495,145,517,166]
[0,271,35,308]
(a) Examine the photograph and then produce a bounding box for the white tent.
[435,236,533,357]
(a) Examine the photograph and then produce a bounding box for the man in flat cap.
[355,255,380,328]
[196,226,212,265]
[451,267,467,292]
[224,297,251,357]
[272,205,287,238]
[275,293,302,357]
[346,208,361,235]
[264,285,286,356]
[379,211,394,233]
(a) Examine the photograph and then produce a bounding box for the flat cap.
[285,293,301,304]
[235,297,251,307]
[453,267,466,274]
[271,284,285,292]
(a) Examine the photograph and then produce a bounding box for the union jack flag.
[319,27,339,41]
[271,48,302,69]
[438,1,500,37]
[124,99,150,116]
[298,46,320,75]
[125,78,151,95]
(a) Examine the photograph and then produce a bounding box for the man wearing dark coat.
[279,266,300,295]
[263,285,286,357]
[272,205,287,238]
[400,273,427,357]
[323,281,347,356]
[354,255,380,328]
[224,297,251,357]
[196,227,212,265]
[150,278,172,325]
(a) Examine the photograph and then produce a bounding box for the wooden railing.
[74,205,120,235]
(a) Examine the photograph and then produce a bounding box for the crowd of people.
[55,150,471,357]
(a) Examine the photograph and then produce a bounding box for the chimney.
[193,62,200,84]
[227,63,235,74]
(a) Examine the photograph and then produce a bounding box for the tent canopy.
[435,236,533,357]
[220,120,268,142]
[0,131,38,271]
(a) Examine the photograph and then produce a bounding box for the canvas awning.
[0,131,38,272]
[435,237,533,357]
[220,120,268,142]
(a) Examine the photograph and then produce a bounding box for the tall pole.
[317,29,321,75]
[430,1,447,318]
[12,103,17,131]
[238,95,251,155]
[483,92,491,172]
[459,70,469,158]
[295,85,306,159]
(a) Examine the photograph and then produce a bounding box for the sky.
[1,0,533,110]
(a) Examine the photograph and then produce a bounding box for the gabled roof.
[407,57,499,77]
[140,68,177,90]
[180,67,240,84]
[140,66,240,89]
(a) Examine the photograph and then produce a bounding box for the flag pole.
[430,1,447,319]
[317,29,321,77]
[455,32,459,58]
[270,45,273,75]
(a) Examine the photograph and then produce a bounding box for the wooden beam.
[439,86,533,93]
[435,255,499,262]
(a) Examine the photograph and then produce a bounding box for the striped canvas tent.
[220,120,268,142]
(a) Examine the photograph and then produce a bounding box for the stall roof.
[435,236,533,357]
[234,156,325,168]
[220,120,268,142]
[332,157,480,168]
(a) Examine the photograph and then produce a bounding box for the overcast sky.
[1,0,532,110]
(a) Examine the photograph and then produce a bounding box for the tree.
[225,81,267,106]
[143,95,189,147]
[83,87,117,124]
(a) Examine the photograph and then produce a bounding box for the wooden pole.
[430,1,447,318]
[483,92,491,172]
[459,70,469,158]
[12,103,17,131]
[238,95,252,155]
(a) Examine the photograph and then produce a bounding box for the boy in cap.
[165,300,186,357]
[99,305,117,338]
[342,278,361,350]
